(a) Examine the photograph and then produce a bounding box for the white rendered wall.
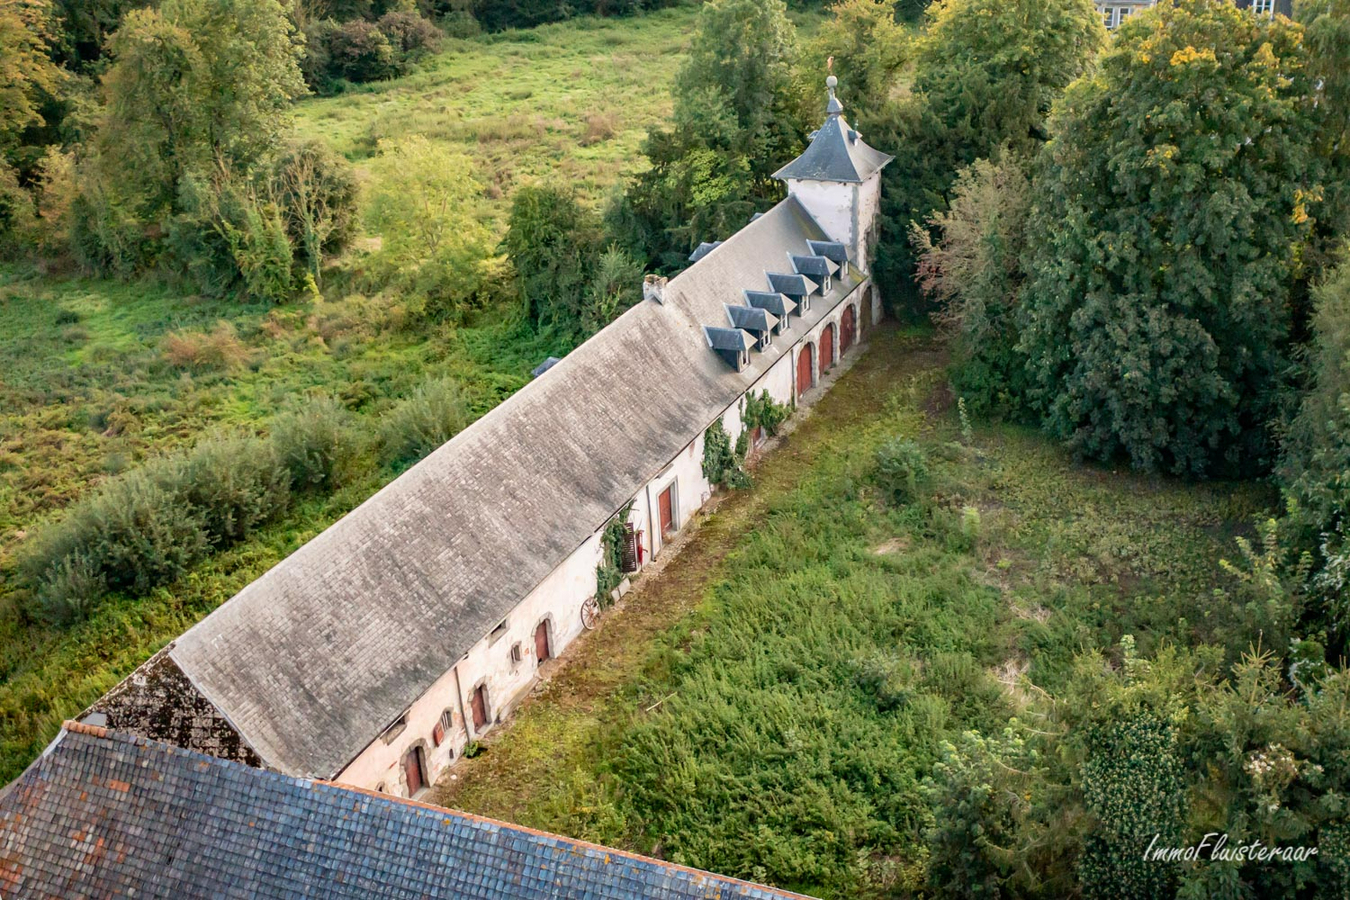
[786,178,855,254]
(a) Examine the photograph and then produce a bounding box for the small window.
[510,642,524,665]
[489,619,508,644]
[1253,0,1274,13]
[433,708,454,746]
[823,274,831,293]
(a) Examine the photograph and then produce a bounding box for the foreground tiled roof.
[0,724,815,899]
[145,195,862,779]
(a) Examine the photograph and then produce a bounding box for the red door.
[534,621,550,662]
[796,345,813,398]
[820,324,835,371]
[403,748,424,796]
[471,685,487,730]
[841,305,855,354]
[658,486,674,535]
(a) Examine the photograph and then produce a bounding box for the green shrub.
[32,553,107,626]
[380,377,472,469]
[271,396,363,491]
[22,468,209,604]
[173,437,291,545]
[701,417,749,489]
[742,389,789,438]
[272,140,360,285]
[376,10,441,56]
[874,437,928,503]
[327,19,401,82]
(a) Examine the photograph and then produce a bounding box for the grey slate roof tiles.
[688,241,722,262]
[765,272,812,298]
[790,254,833,282]
[725,304,778,335]
[704,326,754,351]
[743,290,796,320]
[771,110,892,184]
[806,241,848,264]
[0,724,816,899]
[145,195,864,780]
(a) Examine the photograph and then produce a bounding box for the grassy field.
[434,326,1273,897]
[294,8,698,227]
[0,10,707,783]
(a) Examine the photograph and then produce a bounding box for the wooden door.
[841,305,855,354]
[403,748,424,796]
[658,486,674,535]
[471,685,487,730]
[821,324,835,371]
[796,345,813,398]
[534,621,550,662]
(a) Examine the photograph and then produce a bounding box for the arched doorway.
[534,620,551,663]
[796,344,813,399]
[820,324,835,371]
[402,746,426,796]
[841,305,856,354]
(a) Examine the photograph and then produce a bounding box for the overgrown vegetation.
[441,330,1349,899]
[701,418,751,489]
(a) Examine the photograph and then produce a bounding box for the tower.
[773,75,892,273]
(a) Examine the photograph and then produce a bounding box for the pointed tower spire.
[773,64,894,272]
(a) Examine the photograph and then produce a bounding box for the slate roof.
[725,304,778,335]
[807,240,848,264]
[744,290,796,320]
[689,241,722,262]
[0,724,816,899]
[773,80,892,184]
[704,326,754,351]
[531,356,562,377]
[766,272,813,298]
[147,194,865,779]
[790,254,834,281]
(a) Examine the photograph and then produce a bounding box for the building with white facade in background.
[1096,0,1290,29]
[75,75,893,799]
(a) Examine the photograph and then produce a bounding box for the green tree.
[1282,257,1350,643]
[502,184,600,327]
[1019,0,1319,476]
[793,0,909,135]
[1297,0,1350,278]
[874,0,1104,308]
[912,152,1031,415]
[618,0,802,269]
[91,0,305,220]
[0,0,61,154]
[365,135,494,314]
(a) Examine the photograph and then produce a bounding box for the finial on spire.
[824,61,843,116]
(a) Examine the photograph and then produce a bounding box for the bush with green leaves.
[742,389,789,438]
[271,395,363,491]
[170,437,291,545]
[873,0,1105,308]
[913,154,1032,416]
[701,418,750,489]
[380,377,473,469]
[874,437,927,502]
[1018,0,1318,476]
[1281,257,1350,646]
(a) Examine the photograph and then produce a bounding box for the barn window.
[489,619,509,644]
[433,708,454,746]
[510,642,524,665]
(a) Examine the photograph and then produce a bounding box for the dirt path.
[433,326,945,823]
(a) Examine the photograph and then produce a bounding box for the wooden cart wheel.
[580,596,600,630]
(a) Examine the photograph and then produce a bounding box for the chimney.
[643,274,667,305]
